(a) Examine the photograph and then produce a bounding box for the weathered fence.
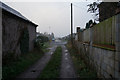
[92,16,115,45]
[75,13,120,78]
[79,16,116,46]
[82,28,90,43]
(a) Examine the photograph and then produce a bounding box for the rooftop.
[0,2,38,26]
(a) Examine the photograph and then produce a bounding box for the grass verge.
[66,42,97,78]
[2,48,46,80]
[38,46,62,79]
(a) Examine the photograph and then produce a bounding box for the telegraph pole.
[71,3,73,45]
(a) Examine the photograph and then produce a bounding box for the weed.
[66,43,97,78]
[38,46,62,79]
[2,48,44,79]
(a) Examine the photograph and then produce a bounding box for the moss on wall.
[20,28,29,54]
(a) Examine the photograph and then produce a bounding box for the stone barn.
[1,2,38,57]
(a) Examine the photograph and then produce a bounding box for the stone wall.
[2,10,36,56]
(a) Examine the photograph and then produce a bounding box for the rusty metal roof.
[0,2,38,27]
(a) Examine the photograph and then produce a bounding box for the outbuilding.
[1,2,38,57]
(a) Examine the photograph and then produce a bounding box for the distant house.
[0,2,38,57]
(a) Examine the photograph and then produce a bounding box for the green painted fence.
[78,15,116,45]
[91,16,115,45]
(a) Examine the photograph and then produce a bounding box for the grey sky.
[4,1,94,37]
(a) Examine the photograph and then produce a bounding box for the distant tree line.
[37,35,49,43]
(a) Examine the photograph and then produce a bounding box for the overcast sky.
[3,1,95,37]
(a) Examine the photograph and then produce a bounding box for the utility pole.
[71,3,73,45]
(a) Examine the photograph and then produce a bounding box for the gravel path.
[60,45,76,78]
[16,41,76,79]
[16,45,57,80]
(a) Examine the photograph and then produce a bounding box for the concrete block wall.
[92,47,115,78]
[73,41,116,78]
[115,13,120,78]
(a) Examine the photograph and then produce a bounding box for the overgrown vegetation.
[35,35,49,48]
[42,42,50,53]
[2,48,44,80]
[66,42,97,78]
[38,46,62,79]
[2,40,50,80]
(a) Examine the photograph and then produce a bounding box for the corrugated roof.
[0,2,38,26]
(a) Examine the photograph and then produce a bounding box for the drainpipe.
[115,13,120,78]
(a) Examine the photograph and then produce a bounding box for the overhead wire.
[72,3,91,30]
[59,1,94,31]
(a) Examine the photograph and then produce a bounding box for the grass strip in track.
[66,43,97,78]
[38,46,62,79]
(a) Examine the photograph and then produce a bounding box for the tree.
[87,2,119,22]
[89,20,93,25]
[87,2,99,13]
[86,23,89,29]
[85,20,94,29]
[98,2,118,22]
[87,2,100,22]
[35,35,49,48]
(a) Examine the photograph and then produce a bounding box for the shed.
[0,2,38,56]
